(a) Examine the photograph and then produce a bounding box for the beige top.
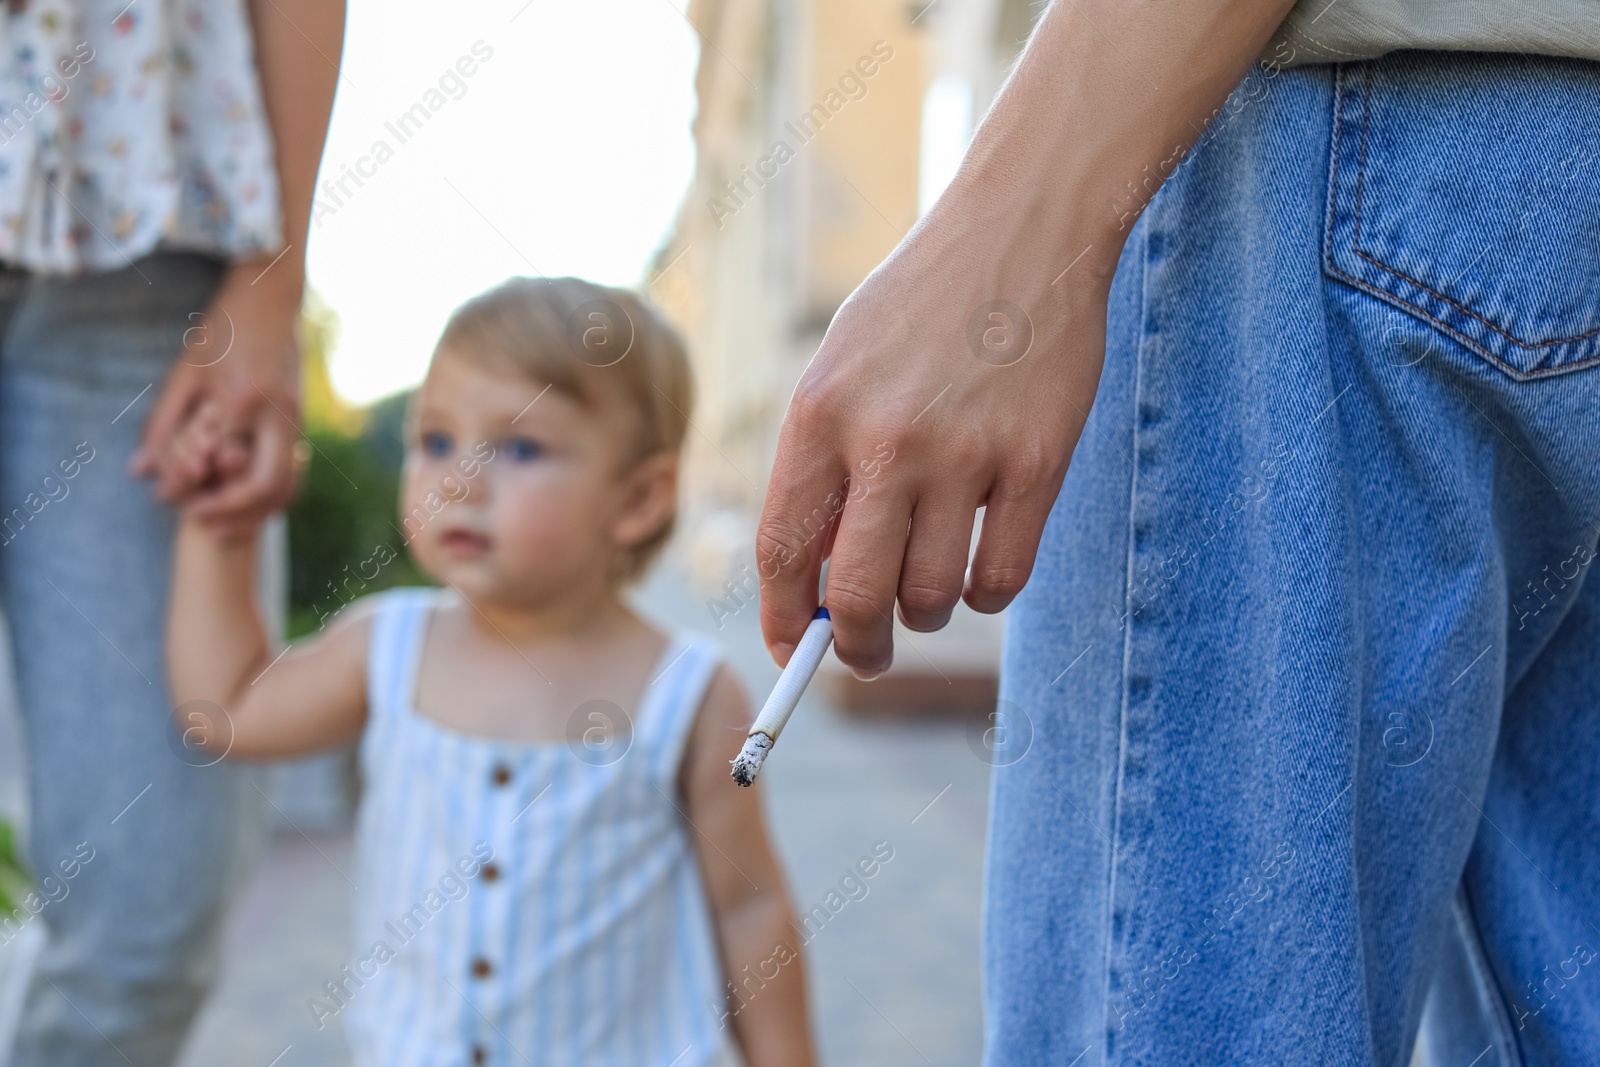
[1266,0,1600,66]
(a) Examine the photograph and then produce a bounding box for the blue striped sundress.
[341,588,734,1067]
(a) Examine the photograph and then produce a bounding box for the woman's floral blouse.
[0,0,281,273]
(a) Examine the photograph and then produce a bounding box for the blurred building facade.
[651,0,1040,710]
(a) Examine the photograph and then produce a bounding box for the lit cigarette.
[730,606,832,787]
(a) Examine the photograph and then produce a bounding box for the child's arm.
[680,666,816,1067]
[167,517,370,760]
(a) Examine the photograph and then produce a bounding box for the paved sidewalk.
[178,564,992,1066]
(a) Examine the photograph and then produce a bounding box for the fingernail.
[771,642,795,666]
[851,666,885,683]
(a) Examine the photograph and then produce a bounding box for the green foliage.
[286,392,426,638]
[0,818,30,919]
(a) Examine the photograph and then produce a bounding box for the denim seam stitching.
[1321,261,1600,381]
[1346,63,1600,352]
[1324,64,1348,279]
[1325,65,1600,381]
[1101,220,1148,1056]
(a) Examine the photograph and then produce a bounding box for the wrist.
[219,250,306,319]
[179,509,261,553]
[904,64,1130,322]
[913,165,1120,300]
[932,150,1125,308]
[210,257,305,384]
[882,162,1116,367]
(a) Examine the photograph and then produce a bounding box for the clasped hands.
[130,258,306,538]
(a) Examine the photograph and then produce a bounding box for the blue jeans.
[0,253,260,1066]
[985,52,1600,1066]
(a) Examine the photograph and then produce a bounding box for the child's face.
[400,348,669,605]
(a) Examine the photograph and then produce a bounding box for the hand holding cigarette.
[731,606,832,786]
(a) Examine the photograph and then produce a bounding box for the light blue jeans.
[0,253,259,1066]
[985,52,1600,1066]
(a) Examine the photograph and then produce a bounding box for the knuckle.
[824,575,886,628]
[896,574,958,624]
[786,373,845,434]
[999,438,1062,489]
[754,523,808,581]
[970,559,1033,604]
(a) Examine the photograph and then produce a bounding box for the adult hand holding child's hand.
[131,256,305,536]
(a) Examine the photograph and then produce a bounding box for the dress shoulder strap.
[638,631,727,785]
[364,587,437,722]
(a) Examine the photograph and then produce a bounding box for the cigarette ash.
[730,731,774,787]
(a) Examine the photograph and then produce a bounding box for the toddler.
[166,277,816,1067]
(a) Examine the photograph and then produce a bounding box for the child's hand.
[133,262,304,527]
[159,398,225,493]
[160,399,262,539]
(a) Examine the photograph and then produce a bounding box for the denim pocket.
[1324,53,1600,380]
